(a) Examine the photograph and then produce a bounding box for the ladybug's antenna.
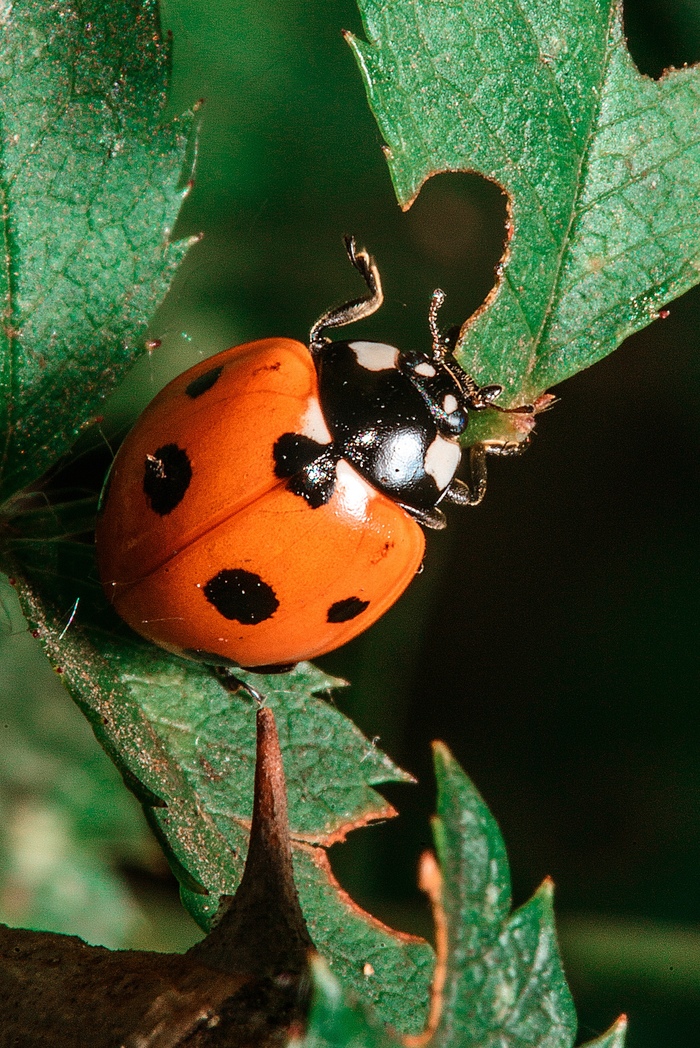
[426,287,534,413]
[309,235,383,353]
[428,288,447,360]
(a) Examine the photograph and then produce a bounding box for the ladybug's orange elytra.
[97,238,529,671]
[96,338,425,668]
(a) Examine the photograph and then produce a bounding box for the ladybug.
[96,237,528,670]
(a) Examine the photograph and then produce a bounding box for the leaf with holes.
[0,0,193,503]
[348,0,700,426]
[293,746,627,1048]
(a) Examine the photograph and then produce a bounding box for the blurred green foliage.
[1,0,699,1045]
[0,0,191,503]
[0,577,201,951]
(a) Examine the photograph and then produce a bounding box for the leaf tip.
[538,875,556,903]
[343,28,365,63]
[431,739,452,767]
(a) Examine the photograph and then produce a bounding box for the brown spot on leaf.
[199,755,225,782]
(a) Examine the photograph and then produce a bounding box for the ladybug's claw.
[466,383,504,410]
[464,383,535,415]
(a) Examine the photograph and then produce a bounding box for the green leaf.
[294,746,626,1048]
[10,537,434,1035]
[0,0,193,503]
[291,957,401,1048]
[579,1017,628,1048]
[430,743,577,1047]
[293,968,627,1048]
[348,0,700,406]
[292,846,434,1033]
[0,581,154,948]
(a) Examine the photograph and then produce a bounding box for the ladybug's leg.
[398,502,447,530]
[465,381,535,415]
[213,667,266,705]
[309,236,383,352]
[443,444,488,507]
[444,439,531,509]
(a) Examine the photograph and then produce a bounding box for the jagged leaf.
[348,0,700,415]
[0,0,193,503]
[292,746,626,1047]
[0,584,154,947]
[430,743,577,1047]
[10,536,434,1035]
[291,846,433,1033]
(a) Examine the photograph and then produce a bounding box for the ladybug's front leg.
[213,667,266,704]
[445,438,531,508]
[309,236,383,352]
[398,502,448,530]
[443,444,489,507]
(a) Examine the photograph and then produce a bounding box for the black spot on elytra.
[287,462,337,508]
[143,443,192,515]
[327,596,369,623]
[186,364,224,399]
[273,432,327,478]
[203,569,279,624]
[274,433,338,508]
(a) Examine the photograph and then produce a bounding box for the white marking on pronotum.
[443,393,458,414]
[335,459,375,518]
[414,361,436,378]
[349,341,399,371]
[424,435,461,490]
[301,396,333,443]
[58,598,80,640]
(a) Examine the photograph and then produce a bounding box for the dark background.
[2,0,699,1044]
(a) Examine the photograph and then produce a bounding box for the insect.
[96,237,530,670]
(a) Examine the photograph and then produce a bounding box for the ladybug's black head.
[310,238,505,435]
[398,349,469,437]
[398,288,501,438]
